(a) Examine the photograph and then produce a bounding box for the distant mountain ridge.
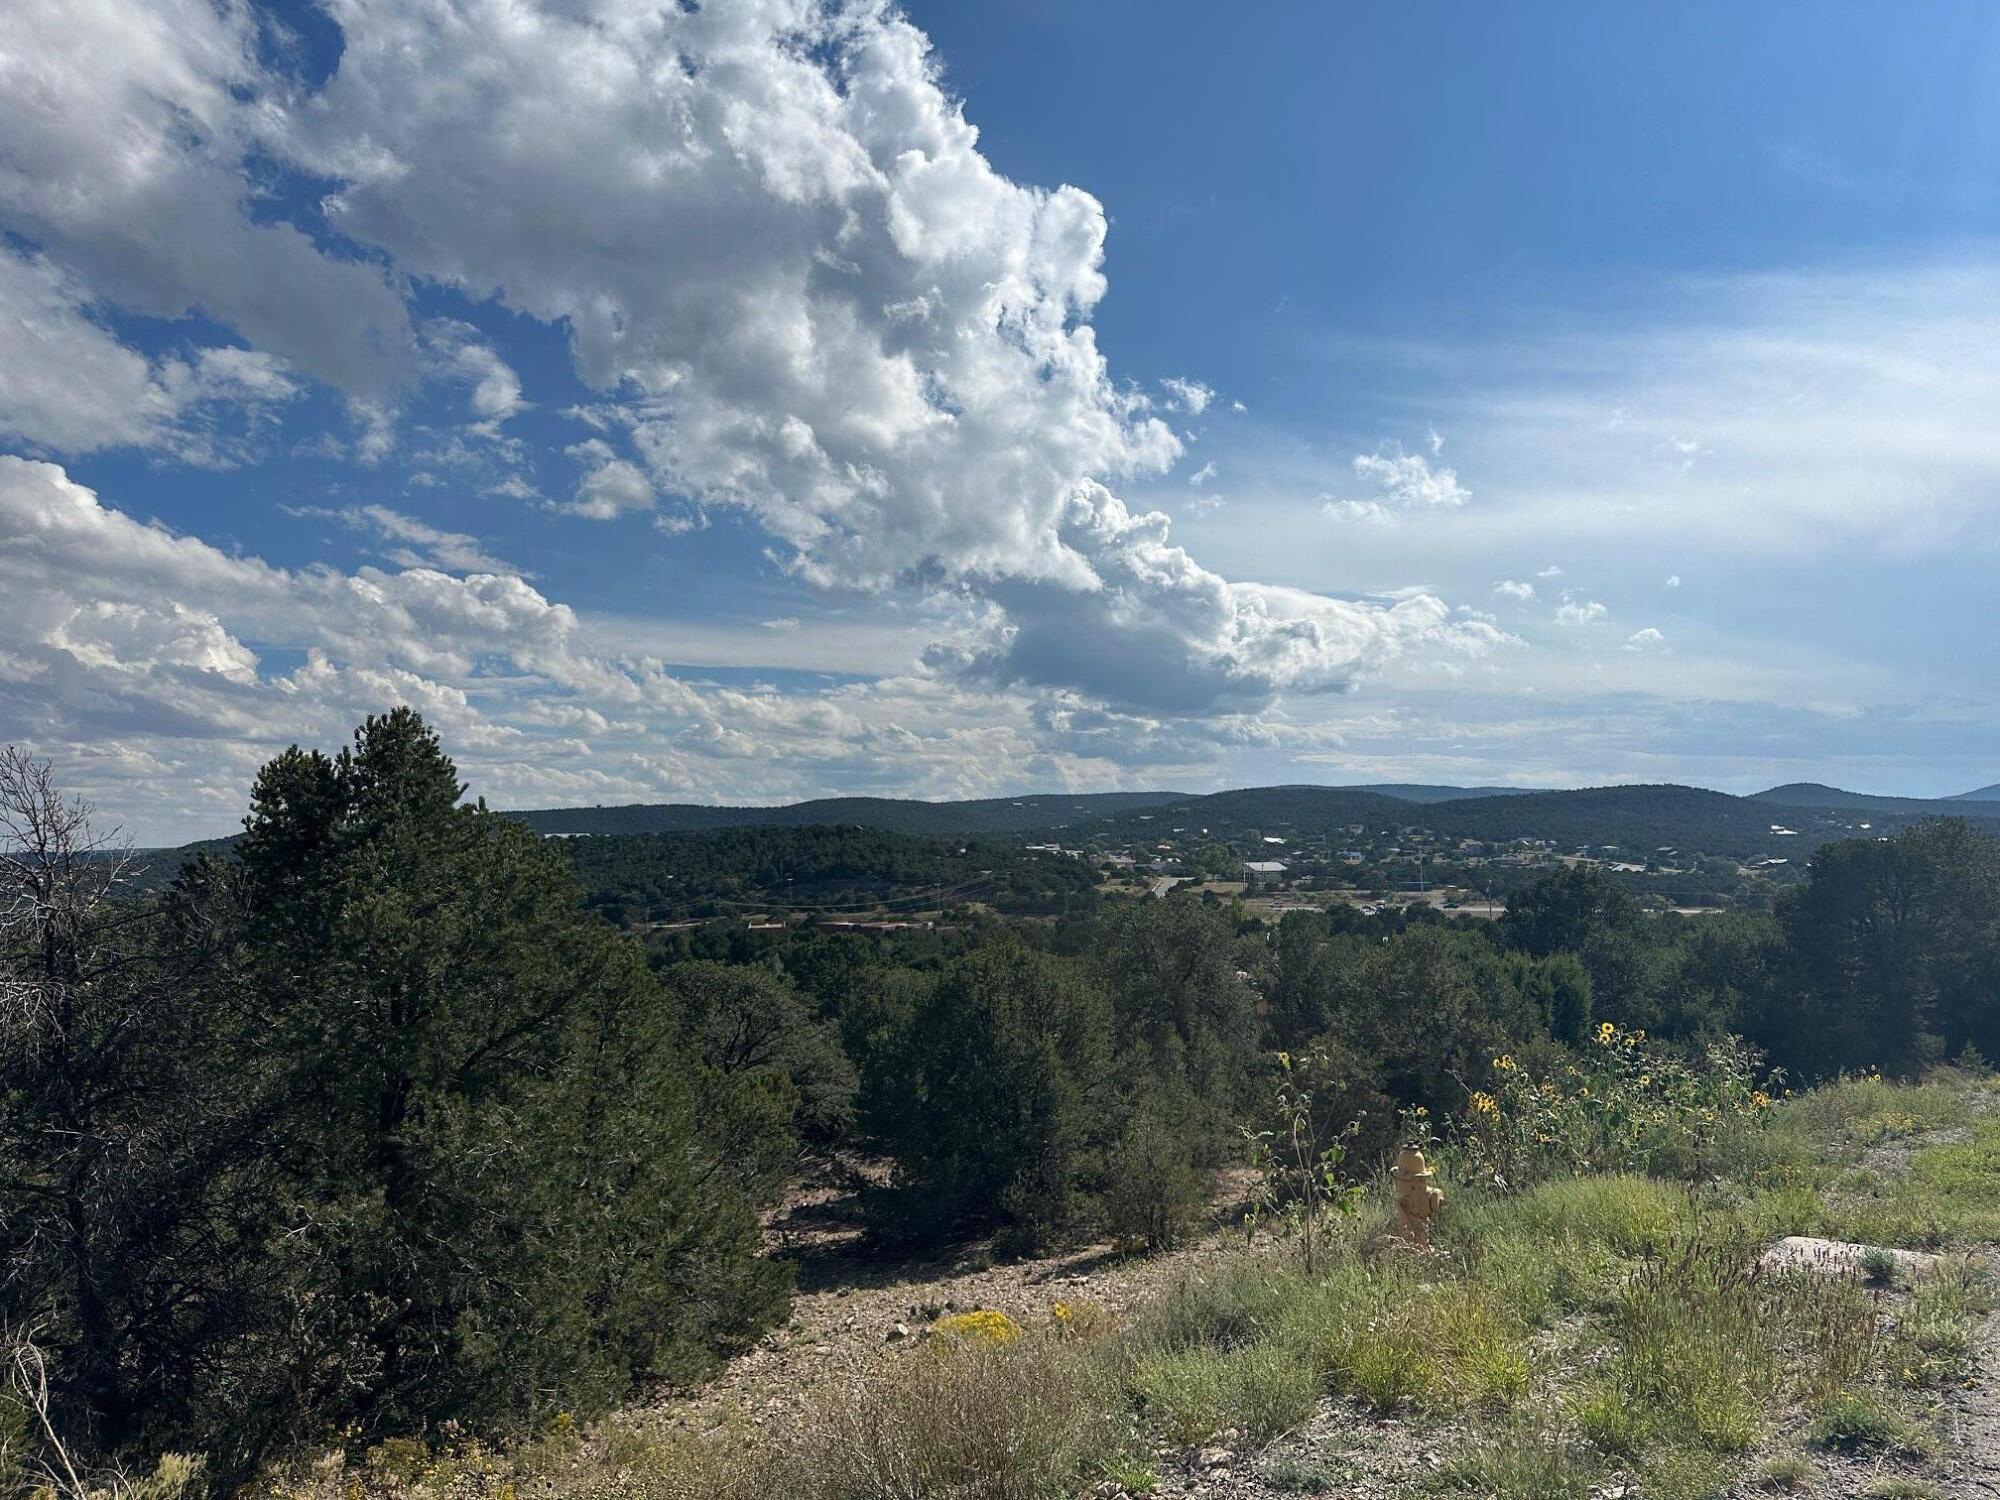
[507,782,1546,838]
[133,779,2000,882]
[504,780,2000,847]
[1328,783,1546,803]
[1752,782,2000,814]
[510,790,1188,838]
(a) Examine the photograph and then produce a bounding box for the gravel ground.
[1940,1255,2000,1499]
[650,1155,1259,1438]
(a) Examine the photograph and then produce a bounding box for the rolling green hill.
[1078,781,2000,862]
[509,790,1186,838]
[1326,782,1545,803]
[1749,782,1983,814]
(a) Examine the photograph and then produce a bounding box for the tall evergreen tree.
[226,710,792,1442]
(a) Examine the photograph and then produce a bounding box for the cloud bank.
[0,0,1497,831]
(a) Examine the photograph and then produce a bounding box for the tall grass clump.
[677,1336,1140,1500]
[1577,1235,1882,1457]
[1436,1422,1596,1500]
[1765,1070,1977,1155]
[1888,1258,1992,1389]
[1452,1172,1694,1255]
[1127,1341,1318,1444]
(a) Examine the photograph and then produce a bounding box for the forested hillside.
[509,790,1186,837]
[1080,781,2000,861]
[1752,781,1995,814]
[563,824,1101,921]
[137,780,2000,893]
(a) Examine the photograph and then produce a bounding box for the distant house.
[1244,860,1288,876]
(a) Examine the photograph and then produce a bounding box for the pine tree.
[226,710,791,1441]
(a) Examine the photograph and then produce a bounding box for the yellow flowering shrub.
[1048,1299,1116,1340]
[1447,1025,1774,1186]
[932,1309,1022,1345]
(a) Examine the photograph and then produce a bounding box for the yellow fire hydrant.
[1390,1145,1445,1250]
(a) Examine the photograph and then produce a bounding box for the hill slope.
[1081,781,2000,860]
[1751,782,1978,814]
[1320,782,1545,803]
[509,790,1186,838]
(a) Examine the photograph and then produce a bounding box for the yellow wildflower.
[1596,1021,1616,1044]
[935,1309,1022,1345]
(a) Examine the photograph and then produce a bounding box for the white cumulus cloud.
[0,248,300,460]
[1161,377,1216,414]
[0,0,1505,809]
[1327,447,1472,521]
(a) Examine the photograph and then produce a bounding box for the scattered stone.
[1761,1236,1949,1280]
[1196,1447,1233,1470]
[885,1322,910,1342]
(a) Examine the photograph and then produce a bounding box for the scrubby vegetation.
[230,1068,1997,1500]
[4,710,1999,1497]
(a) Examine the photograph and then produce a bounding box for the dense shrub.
[655,958,858,1148]
[1102,1084,1211,1251]
[867,941,1116,1249]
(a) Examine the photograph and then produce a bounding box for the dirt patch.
[649,1157,1260,1437]
[1137,1404,1465,1500]
[1939,1253,2000,1498]
[1863,1124,1974,1179]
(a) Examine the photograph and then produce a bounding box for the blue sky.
[3,0,1998,841]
